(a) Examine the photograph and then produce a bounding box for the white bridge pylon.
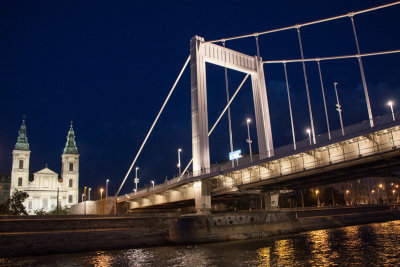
[190,36,274,213]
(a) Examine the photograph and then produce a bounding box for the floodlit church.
[10,118,79,215]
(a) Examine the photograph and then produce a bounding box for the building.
[0,174,11,202]
[10,118,79,214]
[331,176,400,205]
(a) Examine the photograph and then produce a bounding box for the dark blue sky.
[0,1,399,195]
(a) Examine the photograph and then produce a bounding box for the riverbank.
[1,205,399,258]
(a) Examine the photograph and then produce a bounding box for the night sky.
[1,1,399,195]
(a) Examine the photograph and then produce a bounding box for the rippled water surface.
[2,220,400,266]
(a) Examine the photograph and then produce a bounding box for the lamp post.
[177,148,182,176]
[151,180,155,189]
[315,189,320,207]
[371,189,375,204]
[387,101,395,121]
[246,118,253,161]
[100,188,104,200]
[88,188,91,201]
[346,190,350,205]
[134,167,139,192]
[306,128,312,146]
[134,188,137,194]
[378,183,383,204]
[106,179,110,203]
[334,82,345,136]
[82,193,85,202]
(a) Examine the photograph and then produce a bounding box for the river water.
[2,220,400,266]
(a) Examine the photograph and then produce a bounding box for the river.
[2,220,400,266]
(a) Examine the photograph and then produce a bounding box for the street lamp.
[334,82,345,136]
[306,128,312,146]
[100,188,104,200]
[134,188,137,194]
[151,180,155,188]
[246,118,253,161]
[315,189,320,207]
[88,188,91,201]
[177,148,182,176]
[387,101,395,121]
[134,167,139,191]
[106,179,110,202]
[81,193,85,202]
[346,189,350,205]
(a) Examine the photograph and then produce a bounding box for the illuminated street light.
[315,189,320,207]
[306,128,312,146]
[134,167,139,191]
[246,118,253,161]
[334,82,345,136]
[106,179,110,201]
[100,188,104,200]
[151,180,155,188]
[88,188,92,201]
[177,148,182,176]
[379,184,383,189]
[387,100,395,121]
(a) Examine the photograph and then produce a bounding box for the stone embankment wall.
[1,205,400,258]
[169,205,400,243]
[0,213,179,258]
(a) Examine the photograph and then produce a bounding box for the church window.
[68,195,73,203]
[19,160,24,169]
[69,163,74,171]
[43,199,48,210]
[18,177,22,186]
[69,179,73,188]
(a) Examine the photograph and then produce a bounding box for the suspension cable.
[180,74,250,178]
[114,55,191,200]
[223,41,234,155]
[350,15,374,128]
[208,1,400,43]
[317,60,331,140]
[263,49,400,64]
[283,63,296,150]
[297,27,316,145]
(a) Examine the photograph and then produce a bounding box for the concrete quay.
[1,205,399,258]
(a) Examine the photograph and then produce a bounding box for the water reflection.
[1,221,400,266]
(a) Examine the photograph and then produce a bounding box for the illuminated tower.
[61,121,79,207]
[10,117,31,195]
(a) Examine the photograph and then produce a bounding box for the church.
[10,118,79,215]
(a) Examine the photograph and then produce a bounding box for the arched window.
[18,177,22,186]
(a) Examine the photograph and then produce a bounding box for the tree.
[0,189,29,215]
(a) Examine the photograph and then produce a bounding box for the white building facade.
[10,119,79,214]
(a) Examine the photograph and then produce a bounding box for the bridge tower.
[190,36,274,213]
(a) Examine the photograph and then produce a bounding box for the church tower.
[61,121,79,207]
[10,117,31,196]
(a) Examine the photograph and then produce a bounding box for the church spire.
[15,116,30,151]
[63,121,78,154]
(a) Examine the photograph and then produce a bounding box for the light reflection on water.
[2,220,400,266]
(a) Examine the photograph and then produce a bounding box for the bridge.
[114,2,400,214]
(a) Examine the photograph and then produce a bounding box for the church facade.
[10,119,79,215]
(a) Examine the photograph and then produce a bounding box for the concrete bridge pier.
[194,181,211,214]
[264,192,280,210]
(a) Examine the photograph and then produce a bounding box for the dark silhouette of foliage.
[0,189,29,215]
